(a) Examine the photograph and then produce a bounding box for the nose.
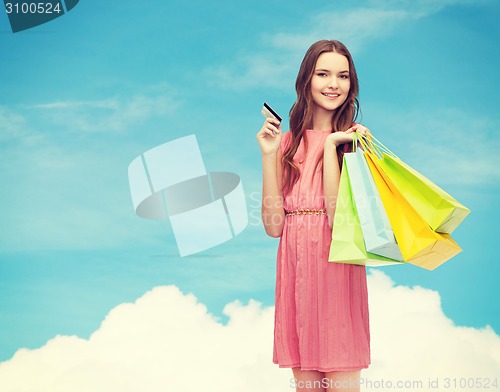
[327,77,338,89]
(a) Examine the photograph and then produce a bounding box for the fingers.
[256,128,279,139]
[263,128,278,138]
[327,131,355,147]
[260,118,281,138]
[266,118,281,132]
[349,123,371,137]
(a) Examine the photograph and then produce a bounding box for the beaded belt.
[285,208,327,216]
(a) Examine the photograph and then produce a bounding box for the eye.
[316,72,328,77]
[339,74,349,79]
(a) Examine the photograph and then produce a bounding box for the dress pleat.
[273,130,371,372]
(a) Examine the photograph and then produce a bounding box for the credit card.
[261,102,282,123]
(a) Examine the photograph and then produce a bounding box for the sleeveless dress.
[273,130,371,372]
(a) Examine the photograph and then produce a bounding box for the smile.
[321,93,340,99]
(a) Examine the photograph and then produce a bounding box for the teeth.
[323,93,339,97]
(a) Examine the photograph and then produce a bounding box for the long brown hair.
[282,40,360,194]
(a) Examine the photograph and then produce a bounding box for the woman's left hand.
[347,123,371,137]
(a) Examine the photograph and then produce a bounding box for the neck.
[312,107,334,131]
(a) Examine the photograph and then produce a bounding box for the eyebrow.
[315,69,350,73]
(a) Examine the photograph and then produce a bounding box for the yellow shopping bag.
[376,154,470,234]
[364,151,462,270]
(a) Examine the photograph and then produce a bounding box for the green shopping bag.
[376,154,470,233]
[359,135,470,234]
[328,157,404,267]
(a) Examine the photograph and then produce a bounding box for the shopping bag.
[364,151,462,270]
[376,154,470,233]
[345,149,403,261]
[358,134,470,234]
[328,157,404,267]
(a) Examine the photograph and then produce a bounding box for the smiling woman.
[310,52,351,116]
[256,40,369,392]
[0,2,496,392]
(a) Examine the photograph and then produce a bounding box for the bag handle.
[352,131,379,154]
[355,132,379,156]
[355,132,398,159]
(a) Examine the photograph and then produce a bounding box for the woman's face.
[310,52,351,115]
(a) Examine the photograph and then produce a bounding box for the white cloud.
[206,8,412,90]
[0,86,184,252]
[0,141,167,252]
[205,52,297,90]
[206,0,491,91]
[365,0,492,15]
[31,99,120,110]
[27,85,182,133]
[0,106,42,145]
[269,8,412,54]
[1,271,498,392]
[0,106,26,141]
[366,270,500,389]
[0,286,287,392]
[205,4,423,91]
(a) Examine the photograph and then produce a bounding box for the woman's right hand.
[256,118,282,155]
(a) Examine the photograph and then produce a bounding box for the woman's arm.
[323,124,370,229]
[323,141,342,229]
[256,118,285,238]
[261,149,285,237]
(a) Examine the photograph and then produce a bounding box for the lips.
[321,92,340,99]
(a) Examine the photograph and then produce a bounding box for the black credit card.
[261,102,282,123]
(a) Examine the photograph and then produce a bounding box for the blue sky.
[0,0,499,365]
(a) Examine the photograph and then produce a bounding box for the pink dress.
[273,130,371,372]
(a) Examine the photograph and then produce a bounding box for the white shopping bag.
[344,149,403,261]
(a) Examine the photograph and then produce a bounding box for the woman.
[256,40,371,392]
